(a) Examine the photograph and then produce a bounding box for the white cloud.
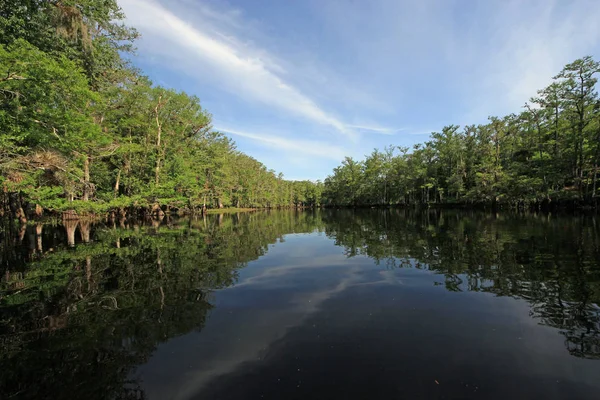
[345,124,403,135]
[218,127,347,161]
[119,0,355,139]
[310,0,600,125]
[139,251,384,400]
[460,0,600,121]
[119,0,600,178]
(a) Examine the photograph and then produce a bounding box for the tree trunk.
[593,163,598,201]
[151,203,164,218]
[79,221,90,243]
[154,96,164,186]
[27,225,36,256]
[553,106,559,157]
[18,223,26,243]
[383,179,387,205]
[64,220,79,247]
[15,206,27,224]
[151,214,163,229]
[114,169,121,197]
[36,224,43,253]
[159,286,165,311]
[157,249,162,274]
[83,154,90,201]
[86,256,92,289]
[8,192,26,222]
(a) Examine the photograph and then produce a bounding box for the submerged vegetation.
[323,57,600,209]
[0,1,322,220]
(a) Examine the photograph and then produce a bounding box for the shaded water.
[1,210,600,399]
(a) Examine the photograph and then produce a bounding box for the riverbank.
[3,197,598,225]
[322,198,599,212]
[204,207,257,214]
[0,193,313,223]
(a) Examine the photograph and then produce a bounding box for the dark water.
[1,210,600,400]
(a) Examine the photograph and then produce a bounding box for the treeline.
[323,57,600,208]
[0,1,321,219]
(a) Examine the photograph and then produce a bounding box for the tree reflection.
[1,209,599,399]
[0,210,324,399]
[322,209,600,359]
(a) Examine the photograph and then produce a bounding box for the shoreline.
[2,196,598,224]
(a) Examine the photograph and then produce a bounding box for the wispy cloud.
[218,127,347,161]
[440,0,600,122]
[345,124,404,135]
[405,130,435,136]
[120,0,355,139]
[311,0,600,125]
[120,0,600,180]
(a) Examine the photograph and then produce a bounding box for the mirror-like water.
[1,210,599,399]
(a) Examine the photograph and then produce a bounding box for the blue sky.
[120,0,600,181]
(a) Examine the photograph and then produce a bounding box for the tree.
[323,56,600,209]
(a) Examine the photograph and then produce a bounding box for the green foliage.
[0,1,319,215]
[324,57,600,208]
[0,39,98,153]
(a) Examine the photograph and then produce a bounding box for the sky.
[119,0,600,181]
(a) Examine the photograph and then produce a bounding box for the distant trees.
[323,56,600,208]
[0,1,320,216]
[4,2,597,213]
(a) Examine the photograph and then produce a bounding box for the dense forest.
[0,0,322,220]
[323,57,600,209]
[2,2,600,219]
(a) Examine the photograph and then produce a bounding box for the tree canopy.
[2,1,599,214]
[323,57,600,209]
[0,0,321,217]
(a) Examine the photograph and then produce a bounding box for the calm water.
[1,210,599,399]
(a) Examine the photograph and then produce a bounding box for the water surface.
[1,210,599,399]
